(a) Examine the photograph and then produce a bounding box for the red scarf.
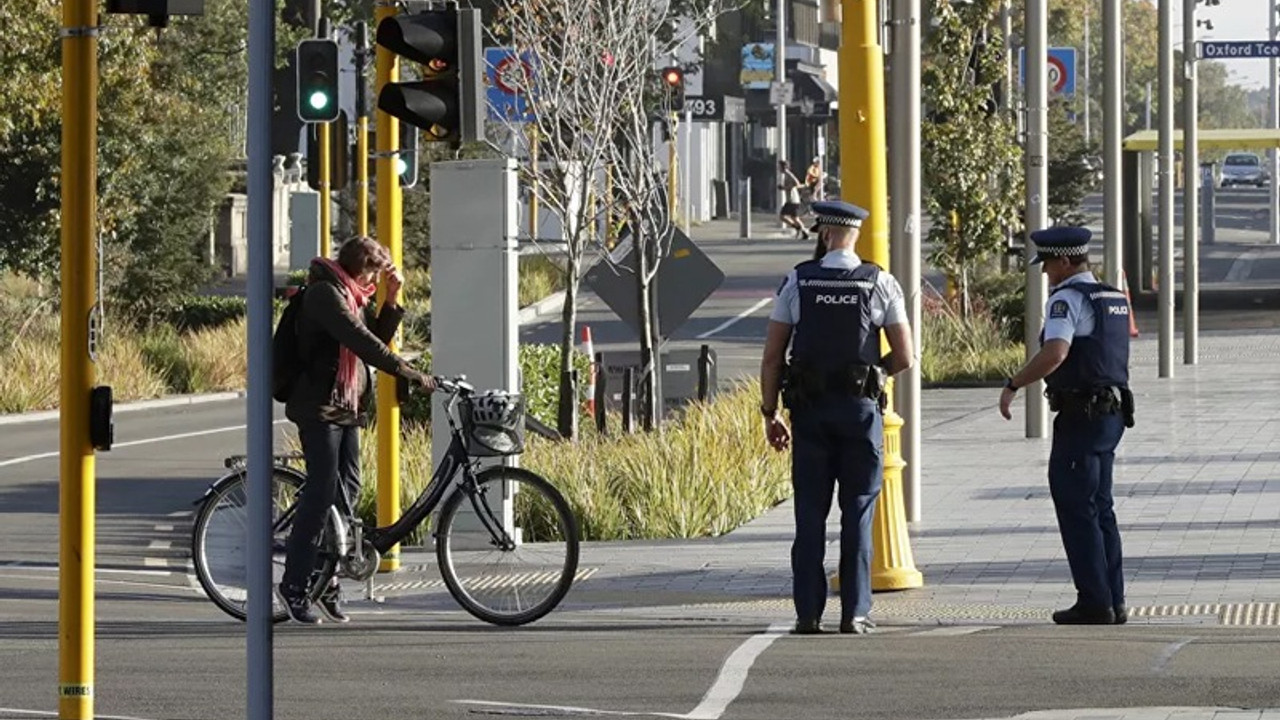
[315,258,377,412]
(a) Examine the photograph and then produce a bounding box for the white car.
[1219,153,1269,188]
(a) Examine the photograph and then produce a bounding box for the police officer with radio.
[759,200,915,636]
[999,226,1135,626]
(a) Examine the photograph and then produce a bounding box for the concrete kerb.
[0,391,247,427]
[518,290,566,325]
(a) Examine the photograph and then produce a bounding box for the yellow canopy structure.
[1123,128,1280,151]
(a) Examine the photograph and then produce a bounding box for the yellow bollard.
[836,0,922,593]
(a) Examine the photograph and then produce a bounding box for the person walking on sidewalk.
[279,236,437,624]
[998,226,1135,626]
[759,200,915,635]
[778,161,809,240]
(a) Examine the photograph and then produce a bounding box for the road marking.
[454,622,790,719]
[155,524,174,532]
[908,625,999,637]
[0,572,201,594]
[0,420,287,468]
[682,622,789,719]
[147,540,170,550]
[144,558,170,568]
[1152,638,1195,675]
[0,562,173,577]
[1225,249,1262,282]
[695,298,772,339]
[0,708,159,720]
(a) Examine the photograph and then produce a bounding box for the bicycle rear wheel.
[436,466,579,626]
[190,467,333,622]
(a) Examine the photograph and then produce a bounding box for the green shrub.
[968,270,1026,343]
[139,325,196,393]
[517,253,564,309]
[921,289,1025,383]
[286,269,308,288]
[167,295,248,333]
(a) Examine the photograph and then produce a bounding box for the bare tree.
[485,0,730,435]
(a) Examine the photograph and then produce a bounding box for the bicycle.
[189,376,580,626]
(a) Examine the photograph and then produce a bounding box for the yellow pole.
[319,121,332,258]
[838,0,922,592]
[375,3,403,572]
[60,0,97,715]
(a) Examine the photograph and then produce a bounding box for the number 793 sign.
[684,95,745,123]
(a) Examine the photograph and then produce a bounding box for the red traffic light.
[661,66,683,87]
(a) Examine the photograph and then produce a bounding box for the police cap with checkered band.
[808,200,870,233]
[1029,226,1092,265]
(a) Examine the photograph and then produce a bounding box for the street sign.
[1018,47,1076,96]
[685,95,746,123]
[583,226,725,340]
[485,47,535,122]
[769,81,794,105]
[1197,41,1280,59]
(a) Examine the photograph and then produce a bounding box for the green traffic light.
[308,91,330,111]
[396,157,408,176]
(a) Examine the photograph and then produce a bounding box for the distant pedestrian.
[278,236,437,624]
[759,201,915,635]
[998,226,1135,625]
[804,157,825,204]
[778,161,809,240]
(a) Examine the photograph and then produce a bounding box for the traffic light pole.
[375,2,404,573]
[1024,0,1049,438]
[60,0,98,714]
[317,21,332,258]
[355,21,370,238]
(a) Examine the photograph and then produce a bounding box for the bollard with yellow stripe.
[830,0,923,594]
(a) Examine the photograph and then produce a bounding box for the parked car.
[1219,152,1270,188]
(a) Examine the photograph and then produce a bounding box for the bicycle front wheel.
[436,466,579,626]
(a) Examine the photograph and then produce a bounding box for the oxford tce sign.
[1197,41,1280,59]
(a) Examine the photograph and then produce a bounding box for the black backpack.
[271,286,308,403]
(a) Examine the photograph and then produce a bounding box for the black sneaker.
[276,583,322,625]
[791,619,824,635]
[317,583,350,624]
[1114,605,1129,625]
[1052,603,1115,625]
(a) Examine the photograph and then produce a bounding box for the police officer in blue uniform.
[999,226,1135,625]
[759,200,915,635]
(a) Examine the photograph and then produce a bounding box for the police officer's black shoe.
[317,582,350,624]
[275,583,322,625]
[1113,605,1128,625]
[791,619,824,635]
[1051,604,1115,625]
[839,617,876,635]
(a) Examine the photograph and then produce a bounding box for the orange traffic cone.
[580,325,596,415]
[1121,270,1139,338]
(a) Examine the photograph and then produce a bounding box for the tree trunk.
[634,225,658,431]
[555,254,581,440]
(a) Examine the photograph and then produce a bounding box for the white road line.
[0,420,287,468]
[0,572,201,594]
[143,558,169,568]
[1152,637,1196,675]
[1225,250,1261,282]
[695,298,773,339]
[682,622,789,720]
[146,540,170,550]
[154,524,174,532]
[0,708,159,720]
[454,622,790,720]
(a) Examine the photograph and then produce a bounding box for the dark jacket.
[284,260,408,427]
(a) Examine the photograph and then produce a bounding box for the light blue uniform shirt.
[1043,271,1099,343]
[770,249,908,327]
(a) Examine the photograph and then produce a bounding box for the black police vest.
[1043,281,1131,391]
[788,260,881,371]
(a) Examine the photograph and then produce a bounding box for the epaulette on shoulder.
[793,259,821,271]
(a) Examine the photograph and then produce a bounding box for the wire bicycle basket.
[459,391,527,457]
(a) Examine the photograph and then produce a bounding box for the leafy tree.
[923,0,1024,317]
[1046,97,1097,227]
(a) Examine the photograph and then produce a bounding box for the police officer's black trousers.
[282,419,362,593]
[1048,411,1126,611]
[789,397,883,623]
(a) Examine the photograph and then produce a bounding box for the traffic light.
[307,111,349,191]
[398,121,419,188]
[660,65,685,112]
[296,38,340,123]
[375,7,484,144]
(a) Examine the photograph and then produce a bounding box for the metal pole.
[1024,0,1049,438]
[1182,1,1198,366]
[355,21,370,238]
[1271,7,1279,245]
[891,0,922,523]
[1157,0,1174,378]
[59,0,97,713]
[1145,81,1152,130]
[683,107,693,234]
[1083,1,1091,148]
[318,19,332,259]
[375,2,404,572]
[776,0,787,213]
[247,0,275,712]
[1103,0,1122,287]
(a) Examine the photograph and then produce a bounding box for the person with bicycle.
[279,235,436,624]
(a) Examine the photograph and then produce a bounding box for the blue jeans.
[789,396,884,622]
[1048,411,1126,610]
[281,419,361,593]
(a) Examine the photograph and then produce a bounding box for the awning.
[793,72,837,103]
[1123,128,1280,151]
